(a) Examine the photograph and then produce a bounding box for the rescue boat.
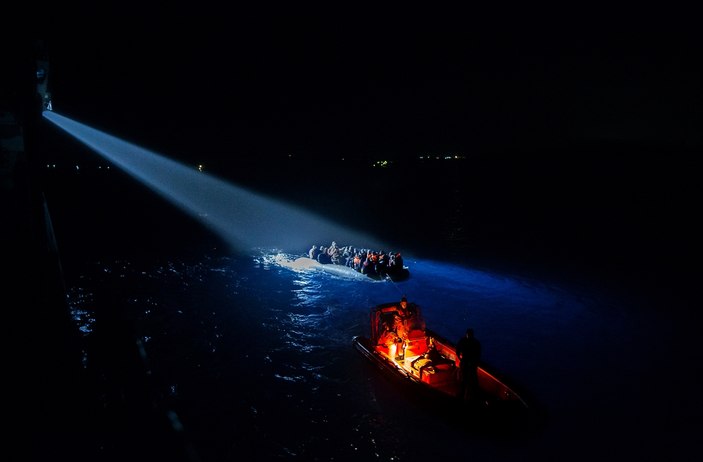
[352,301,530,423]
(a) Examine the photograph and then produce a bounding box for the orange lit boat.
[352,301,529,420]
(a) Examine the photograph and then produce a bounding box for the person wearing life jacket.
[361,253,376,276]
[398,296,415,319]
[370,251,379,265]
[352,253,362,271]
[378,322,400,348]
[397,296,425,336]
[376,251,388,276]
[327,241,341,264]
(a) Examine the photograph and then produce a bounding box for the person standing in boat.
[456,328,481,401]
[389,252,404,274]
[308,245,320,260]
[317,246,330,263]
[398,296,412,317]
[396,297,425,341]
[327,241,341,264]
[399,297,421,325]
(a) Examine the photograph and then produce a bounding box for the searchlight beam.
[43,111,386,253]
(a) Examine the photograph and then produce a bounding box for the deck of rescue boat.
[373,341,460,396]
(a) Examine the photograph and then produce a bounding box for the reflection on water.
[292,278,325,308]
[63,248,697,461]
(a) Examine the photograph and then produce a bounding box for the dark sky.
[40,11,702,160]
[19,9,702,296]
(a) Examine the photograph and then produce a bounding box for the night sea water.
[42,152,700,462]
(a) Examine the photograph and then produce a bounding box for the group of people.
[308,242,405,278]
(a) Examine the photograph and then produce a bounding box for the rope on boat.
[385,274,405,296]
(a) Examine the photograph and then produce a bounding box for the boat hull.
[363,266,410,282]
[353,301,533,428]
[278,255,409,281]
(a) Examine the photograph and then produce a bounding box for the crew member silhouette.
[456,328,481,401]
